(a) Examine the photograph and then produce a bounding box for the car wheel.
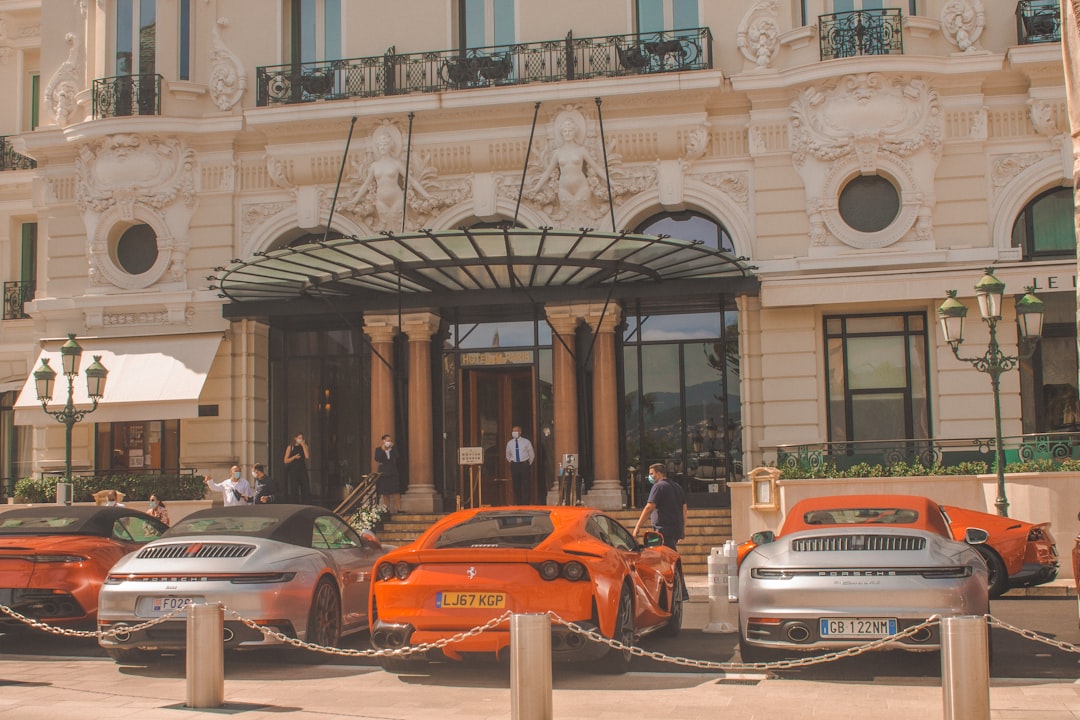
[306,578,342,649]
[105,646,158,665]
[974,546,1009,599]
[658,567,683,638]
[600,586,634,674]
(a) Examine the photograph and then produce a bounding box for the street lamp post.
[33,334,109,491]
[938,268,1045,517]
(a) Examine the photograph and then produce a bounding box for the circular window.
[115,224,158,275]
[838,175,900,233]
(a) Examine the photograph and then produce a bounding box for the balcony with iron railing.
[819,9,904,61]
[3,281,33,320]
[775,432,1080,475]
[1016,0,1061,44]
[92,74,162,119]
[256,27,713,106]
[0,135,35,171]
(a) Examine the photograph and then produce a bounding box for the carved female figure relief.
[528,109,608,225]
[348,123,436,231]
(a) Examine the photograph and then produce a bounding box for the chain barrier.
[987,615,1080,655]
[3,601,1077,669]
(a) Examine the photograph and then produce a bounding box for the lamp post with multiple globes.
[33,334,109,490]
[937,268,1045,517]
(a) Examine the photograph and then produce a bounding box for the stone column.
[584,305,624,510]
[364,315,397,475]
[544,306,580,505]
[400,311,441,513]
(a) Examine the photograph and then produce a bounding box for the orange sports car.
[0,505,167,629]
[940,504,1058,598]
[737,496,1058,599]
[369,506,683,673]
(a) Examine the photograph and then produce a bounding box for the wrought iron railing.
[819,9,904,60]
[256,27,713,106]
[91,74,162,118]
[1016,0,1061,44]
[3,281,33,320]
[775,432,1080,474]
[0,136,35,171]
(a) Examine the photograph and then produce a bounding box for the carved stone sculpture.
[737,1,781,69]
[941,0,985,53]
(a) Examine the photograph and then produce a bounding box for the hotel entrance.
[461,367,535,505]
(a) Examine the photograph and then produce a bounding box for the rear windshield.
[168,515,282,536]
[0,514,89,534]
[432,511,554,549]
[803,507,919,525]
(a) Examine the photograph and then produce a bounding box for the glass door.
[461,367,533,505]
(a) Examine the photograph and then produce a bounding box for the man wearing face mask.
[374,434,402,514]
[505,426,535,505]
[632,463,687,552]
[205,465,252,506]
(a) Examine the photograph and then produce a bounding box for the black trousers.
[510,461,532,504]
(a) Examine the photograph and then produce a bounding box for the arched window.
[635,211,735,253]
[1011,186,1076,259]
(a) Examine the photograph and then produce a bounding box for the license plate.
[435,591,506,609]
[150,597,195,614]
[819,617,897,638]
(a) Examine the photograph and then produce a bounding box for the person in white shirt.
[205,465,252,506]
[505,426,536,505]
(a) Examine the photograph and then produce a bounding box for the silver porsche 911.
[97,504,389,663]
[737,494,990,661]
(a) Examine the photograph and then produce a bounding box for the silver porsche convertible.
[737,494,990,661]
[97,504,389,663]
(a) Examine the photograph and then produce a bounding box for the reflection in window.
[459,0,515,48]
[1020,292,1079,432]
[636,0,699,33]
[623,307,741,505]
[96,420,180,473]
[1011,187,1077,259]
[824,313,930,442]
[636,210,734,252]
[454,321,537,349]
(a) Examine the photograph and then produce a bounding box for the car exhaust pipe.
[785,623,811,642]
[908,626,933,643]
[550,633,564,650]
[222,627,235,643]
[565,633,584,649]
[112,627,131,642]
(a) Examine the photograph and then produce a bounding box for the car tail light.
[562,561,586,581]
[394,562,414,580]
[229,572,296,584]
[538,560,561,581]
[750,568,793,580]
[1028,527,1047,542]
[376,563,395,581]
[920,566,972,579]
[34,554,88,563]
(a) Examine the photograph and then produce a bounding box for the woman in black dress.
[374,433,402,513]
[284,432,310,503]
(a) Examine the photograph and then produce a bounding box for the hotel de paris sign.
[459,351,535,367]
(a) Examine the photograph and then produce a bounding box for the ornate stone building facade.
[0,1,1072,514]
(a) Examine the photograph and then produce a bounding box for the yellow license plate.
[435,591,506,609]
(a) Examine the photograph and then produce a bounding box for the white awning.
[14,333,223,425]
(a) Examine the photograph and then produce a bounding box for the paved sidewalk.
[2,580,1079,720]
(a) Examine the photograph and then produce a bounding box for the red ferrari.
[940,504,1058,598]
[369,506,683,673]
[0,505,167,629]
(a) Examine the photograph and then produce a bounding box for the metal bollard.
[702,543,737,633]
[940,615,990,720]
[186,602,225,709]
[55,482,72,506]
[510,613,552,720]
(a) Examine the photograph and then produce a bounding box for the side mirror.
[642,530,665,548]
[964,527,989,545]
[750,530,776,545]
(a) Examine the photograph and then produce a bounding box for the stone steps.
[376,507,733,575]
